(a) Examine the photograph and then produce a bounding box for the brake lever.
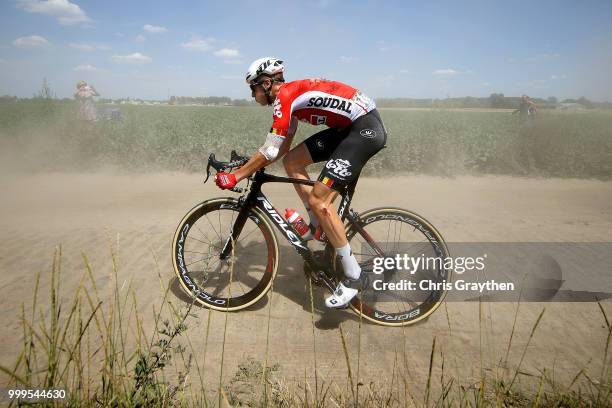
[230,150,250,164]
[204,152,248,185]
[203,153,214,184]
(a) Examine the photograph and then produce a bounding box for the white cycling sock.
[336,243,361,280]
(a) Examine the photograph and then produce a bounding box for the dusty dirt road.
[1,172,611,398]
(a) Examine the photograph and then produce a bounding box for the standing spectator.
[513,94,537,128]
[512,95,538,173]
[74,80,99,121]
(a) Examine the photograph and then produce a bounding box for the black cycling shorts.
[303,109,387,192]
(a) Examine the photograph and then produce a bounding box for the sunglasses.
[249,78,284,92]
[249,80,266,92]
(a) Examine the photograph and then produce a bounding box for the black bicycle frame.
[219,168,359,291]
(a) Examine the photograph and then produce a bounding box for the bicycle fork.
[219,198,251,260]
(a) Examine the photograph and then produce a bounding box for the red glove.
[215,172,237,190]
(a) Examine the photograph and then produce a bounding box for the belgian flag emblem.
[321,177,334,187]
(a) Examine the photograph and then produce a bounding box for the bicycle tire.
[342,207,451,326]
[172,198,279,311]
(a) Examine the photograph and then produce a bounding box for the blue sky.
[1,0,611,100]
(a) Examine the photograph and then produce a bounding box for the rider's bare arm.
[233,133,294,182]
[233,152,267,182]
[234,116,297,182]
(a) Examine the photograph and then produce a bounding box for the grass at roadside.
[0,246,610,407]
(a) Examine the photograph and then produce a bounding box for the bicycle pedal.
[307,271,326,287]
[311,275,326,287]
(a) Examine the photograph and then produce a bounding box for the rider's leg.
[312,109,387,308]
[284,128,346,227]
[308,182,343,245]
[308,182,361,279]
[309,181,361,308]
[282,144,316,225]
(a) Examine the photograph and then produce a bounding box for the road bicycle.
[172,151,451,326]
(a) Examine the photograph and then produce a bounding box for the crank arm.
[314,270,338,293]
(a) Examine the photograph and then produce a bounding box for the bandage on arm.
[258,132,286,161]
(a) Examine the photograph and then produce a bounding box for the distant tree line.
[2,77,611,109]
[168,96,256,106]
[375,94,612,109]
[4,93,611,109]
[0,94,257,106]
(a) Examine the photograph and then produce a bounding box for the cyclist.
[214,57,387,308]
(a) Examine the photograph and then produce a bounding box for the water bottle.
[285,208,311,238]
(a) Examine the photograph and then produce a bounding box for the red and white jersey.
[270,78,376,137]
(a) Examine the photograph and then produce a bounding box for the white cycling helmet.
[245,57,284,84]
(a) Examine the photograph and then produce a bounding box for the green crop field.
[1,100,611,178]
